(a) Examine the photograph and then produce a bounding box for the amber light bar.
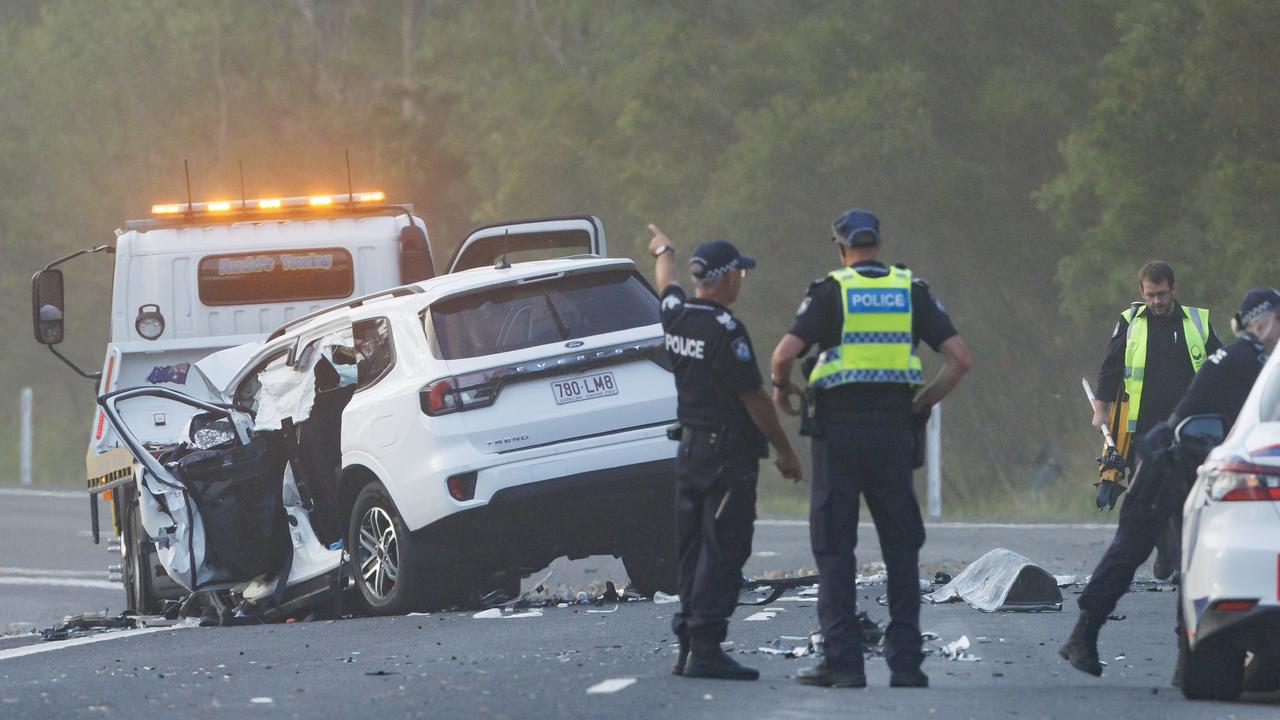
[151,191,386,217]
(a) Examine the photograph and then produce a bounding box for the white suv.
[98,217,680,616]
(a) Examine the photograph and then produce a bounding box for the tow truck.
[31,190,436,612]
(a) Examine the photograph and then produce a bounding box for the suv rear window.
[198,248,354,306]
[430,269,658,359]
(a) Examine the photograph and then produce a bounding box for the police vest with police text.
[1121,303,1210,432]
[807,265,924,389]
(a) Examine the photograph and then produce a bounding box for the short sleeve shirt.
[660,285,764,434]
[786,261,958,412]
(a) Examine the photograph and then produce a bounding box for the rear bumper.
[411,457,676,573]
[1191,605,1280,655]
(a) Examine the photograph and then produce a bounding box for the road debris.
[39,613,136,641]
[743,611,779,622]
[937,635,982,662]
[586,678,636,694]
[923,548,1063,612]
[471,608,543,619]
[652,592,679,605]
[1053,575,1079,587]
[586,605,619,614]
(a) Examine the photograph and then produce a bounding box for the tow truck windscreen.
[197,248,355,305]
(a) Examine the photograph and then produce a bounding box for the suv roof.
[266,255,638,343]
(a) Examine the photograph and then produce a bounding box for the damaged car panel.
[96,220,679,620]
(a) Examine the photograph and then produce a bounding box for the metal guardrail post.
[926,402,942,518]
[20,387,33,486]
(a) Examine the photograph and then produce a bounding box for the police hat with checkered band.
[689,239,756,280]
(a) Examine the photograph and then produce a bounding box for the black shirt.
[1171,334,1268,430]
[786,261,958,413]
[1095,302,1223,434]
[660,285,764,438]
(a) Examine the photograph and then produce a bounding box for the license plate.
[551,372,618,405]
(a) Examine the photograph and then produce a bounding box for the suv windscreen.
[430,269,658,360]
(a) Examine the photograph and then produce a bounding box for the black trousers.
[1078,458,1193,617]
[671,430,758,650]
[810,417,925,672]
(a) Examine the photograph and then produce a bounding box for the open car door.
[447,216,606,273]
[98,387,259,592]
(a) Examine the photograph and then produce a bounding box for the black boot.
[890,669,929,688]
[683,647,759,681]
[795,661,867,688]
[672,637,689,676]
[1058,610,1105,677]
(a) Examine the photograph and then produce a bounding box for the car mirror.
[31,269,65,345]
[189,411,237,450]
[1175,414,1226,447]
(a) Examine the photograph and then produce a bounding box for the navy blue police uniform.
[1077,333,1270,620]
[1063,287,1280,678]
[788,260,958,677]
[660,247,766,673]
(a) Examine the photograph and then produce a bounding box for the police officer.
[1062,287,1280,679]
[769,209,971,688]
[1090,261,1222,577]
[648,224,803,681]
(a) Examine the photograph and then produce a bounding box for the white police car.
[1179,347,1280,700]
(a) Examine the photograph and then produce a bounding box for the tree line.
[1,0,1274,516]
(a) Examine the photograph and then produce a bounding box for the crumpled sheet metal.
[923,548,1062,612]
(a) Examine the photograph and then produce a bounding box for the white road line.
[0,567,105,579]
[0,626,180,662]
[0,577,119,591]
[0,488,83,500]
[756,520,1116,530]
[586,678,636,695]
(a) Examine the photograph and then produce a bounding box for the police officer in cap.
[1062,287,1280,681]
[648,224,803,681]
[770,209,972,688]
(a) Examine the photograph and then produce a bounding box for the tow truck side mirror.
[31,269,66,346]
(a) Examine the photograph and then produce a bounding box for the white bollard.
[926,403,941,518]
[20,387,33,486]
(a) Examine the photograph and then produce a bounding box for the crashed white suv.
[98,218,679,616]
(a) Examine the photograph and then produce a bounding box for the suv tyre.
[348,482,427,615]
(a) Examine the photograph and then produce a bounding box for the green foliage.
[0,1,1272,518]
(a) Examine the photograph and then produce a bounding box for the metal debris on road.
[586,604,619,614]
[923,548,1063,612]
[39,612,136,641]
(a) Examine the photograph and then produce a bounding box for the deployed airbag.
[923,548,1063,612]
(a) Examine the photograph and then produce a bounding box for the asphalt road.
[3,488,1278,718]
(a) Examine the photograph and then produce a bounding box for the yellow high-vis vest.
[1121,303,1210,432]
[807,265,923,389]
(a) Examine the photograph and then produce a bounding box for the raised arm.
[648,223,679,292]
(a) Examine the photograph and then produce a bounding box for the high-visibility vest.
[1121,303,1210,432]
[807,265,924,389]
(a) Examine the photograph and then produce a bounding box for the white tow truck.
[31,190,437,612]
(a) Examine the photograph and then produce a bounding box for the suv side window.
[354,318,395,390]
[233,351,289,414]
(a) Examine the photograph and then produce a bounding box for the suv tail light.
[419,337,666,417]
[1209,460,1280,501]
